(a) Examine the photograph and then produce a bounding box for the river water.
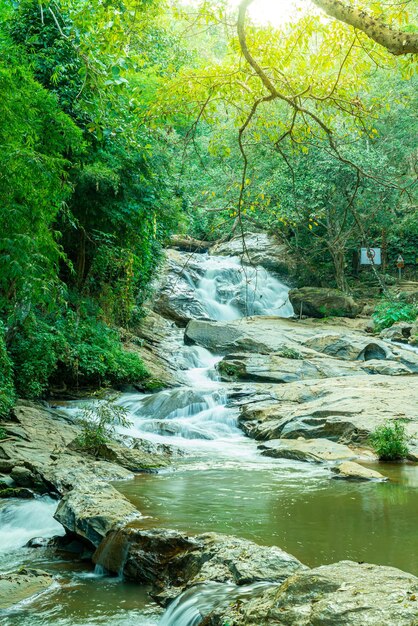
[2,253,418,625]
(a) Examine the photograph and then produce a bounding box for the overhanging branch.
[311,0,418,55]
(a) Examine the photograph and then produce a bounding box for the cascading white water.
[159,581,272,626]
[194,255,294,321]
[119,255,294,457]
[0,497,64,556]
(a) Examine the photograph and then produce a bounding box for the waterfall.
[93,529,131,578]
[194,255,294,321]
[120,254,293,450]
[159,581,272,626]
[0,497,64,554]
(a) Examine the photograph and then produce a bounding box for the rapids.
[3,250,418,626]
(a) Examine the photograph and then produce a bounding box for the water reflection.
[118,462,418,576]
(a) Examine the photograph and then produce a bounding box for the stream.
[2,253,418,625]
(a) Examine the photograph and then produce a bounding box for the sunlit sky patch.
[230,0,304,26]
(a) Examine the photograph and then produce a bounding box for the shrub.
[8,310,149,399]
[372,300,417,332]
[0,323,15,417]
[9,318,65,399]
[369,421,409,461]
[56,313,149,388]
[75,399,132,456]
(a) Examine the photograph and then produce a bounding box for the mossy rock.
[289,287,360,319]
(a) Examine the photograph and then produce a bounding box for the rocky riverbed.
[1,238,418,625]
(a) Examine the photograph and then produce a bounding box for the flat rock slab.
[239,375,418,444]
[259,438,356,464]
[184,317,417,366]
[217,352,412,384]
[332,461,388,481]
[205,561,418,625]
[0,568,53,609]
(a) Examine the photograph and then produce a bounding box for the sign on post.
[360,247,381,265]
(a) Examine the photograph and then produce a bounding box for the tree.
[311,0,418,55]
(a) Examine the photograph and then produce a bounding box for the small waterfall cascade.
[194,255,294,321]
[120,255,293,451]
[93,529,131,578]
[159,581,273,626]
[0,497,64,555]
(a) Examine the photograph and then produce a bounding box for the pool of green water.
[117,459,418,576]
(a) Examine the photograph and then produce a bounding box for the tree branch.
[311,0,418,55]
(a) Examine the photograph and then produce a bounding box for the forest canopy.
[0,0,417,414]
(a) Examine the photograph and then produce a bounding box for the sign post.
[396,255,405,281]
[360,247,381,266]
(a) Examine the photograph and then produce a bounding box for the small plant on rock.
[75,398,132,456]
[369,420,409,461]
[278,347,302,360]
[372,300,417,332]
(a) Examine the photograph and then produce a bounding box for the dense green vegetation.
[0,0,417,415]
[369,421,409,461]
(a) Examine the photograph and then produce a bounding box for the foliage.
[372,300,418,332]
[9,311,149,399]
[0,0,183,405]
[75,399,132,456]
[0,26,83,324]
[0,428,7,441]
[0,323,15,418]
[369,421,409,461]
[278,348,302,360]
[1,0,417,410]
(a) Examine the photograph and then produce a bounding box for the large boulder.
[127,308,184,387]
[54,483,141,547]
[380,322,414,343]
[152,249,208,325]
[331,461,388,481]
[204,561,418,626]
[93,528,306,600]
[185,317,387,356]
[303,333,392,361]
[289,287,360,318]
[209,232,295,278]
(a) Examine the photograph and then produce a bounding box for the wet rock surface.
[0,568,54,610]
[203,561,418,626]
[238,375,418,443]
[55,483,141,548]
[331,461,388,481]
[217,351,412,383]
[94,527,306,600]
[259,438,357,464]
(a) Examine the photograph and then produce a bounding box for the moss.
[142,378,166,392]
[217,361,245,381]
[278,347,302,360]
[0,487,34,498]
